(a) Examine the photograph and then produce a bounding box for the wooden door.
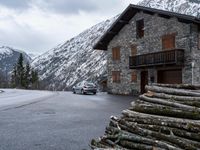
[141,71,148,94]
[157,69,182,84]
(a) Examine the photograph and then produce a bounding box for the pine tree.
[10,53,40,89]
[16,53,25,88]
[31,70,39,89]
[25,62,31,89]
[11,65,17,88]
[0,71,6,88]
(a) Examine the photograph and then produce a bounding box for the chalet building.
[94,4,200,95]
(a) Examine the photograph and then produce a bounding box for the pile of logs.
[91,84,200,150]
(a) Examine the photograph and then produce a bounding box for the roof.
[94,4,200,50]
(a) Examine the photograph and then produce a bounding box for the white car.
[72,81,97,95]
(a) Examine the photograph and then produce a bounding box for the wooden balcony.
[129,49,184,69]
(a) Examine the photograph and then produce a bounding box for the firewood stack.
[91,84,200,150]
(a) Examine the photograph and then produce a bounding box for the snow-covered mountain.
[0,46,32,76]
[139,0,200,16]
[32,0,199,90]
[28,53,38,60]
[32,18,116,90]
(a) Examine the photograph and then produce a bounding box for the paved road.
[0,91,134,150]
[0,89,54,109]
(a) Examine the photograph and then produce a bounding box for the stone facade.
[107,12,200,95]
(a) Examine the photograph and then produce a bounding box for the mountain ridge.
[32,18,116,90]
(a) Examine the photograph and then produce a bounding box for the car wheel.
[73,89,76,94]
[81,89,86,95]
[93,92,96,95]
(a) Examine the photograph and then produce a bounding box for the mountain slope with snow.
[32,0,199,90]
[32,18,116,90]
[0,46,32,75]
[139,0,200,16]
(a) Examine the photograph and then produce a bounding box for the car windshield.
[85,83,95,86]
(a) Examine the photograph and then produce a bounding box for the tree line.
[0,53,40,89]
[11,53,39,89]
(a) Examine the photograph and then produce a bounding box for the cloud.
[0,0,31,9]
[41,0,98,14]
[0,0,107,14]
[0,0,140,54]
[0,0,139,15]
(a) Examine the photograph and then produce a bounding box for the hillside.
[139,0,200,16]
[32,18,116,90]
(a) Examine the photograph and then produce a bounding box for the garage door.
[157,69,182,84]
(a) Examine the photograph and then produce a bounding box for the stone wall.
[107,12,199,95]
[191,24,200,84]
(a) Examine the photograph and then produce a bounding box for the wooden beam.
[143,10,155,15]
[108,31,117,34]
[118,20,129,24]
[158,14,171,19]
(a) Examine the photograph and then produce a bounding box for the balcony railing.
[129,49,184,69]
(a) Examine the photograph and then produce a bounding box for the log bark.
[145,92,200,107]
[119,140,165,150]
[134,123,200,142]
[147,92,200,101]
[139,95,200,111]
[106,125,183,150]
[110,119,200,150]
[152,83,200,90]
[146,85,200,97]
[122,110,200,133]
[91,139,110,149]
[131,102,200,120]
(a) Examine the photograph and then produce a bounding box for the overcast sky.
[0,0,140,54]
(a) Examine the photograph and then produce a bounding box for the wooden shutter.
[162,34,175,50]
[112,71,121,83]
[131,45,137,56]
[112,47,120,60]
[136,19,144,38]
[131,71,137,82]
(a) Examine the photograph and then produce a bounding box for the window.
[162,34,176,50]
[136,19,144,38]
[131,45,137,56]
[112,71,121,83]
[112,47,120,60]
[131,71,137,82]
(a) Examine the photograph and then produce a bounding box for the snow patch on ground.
[0,89,55,109]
